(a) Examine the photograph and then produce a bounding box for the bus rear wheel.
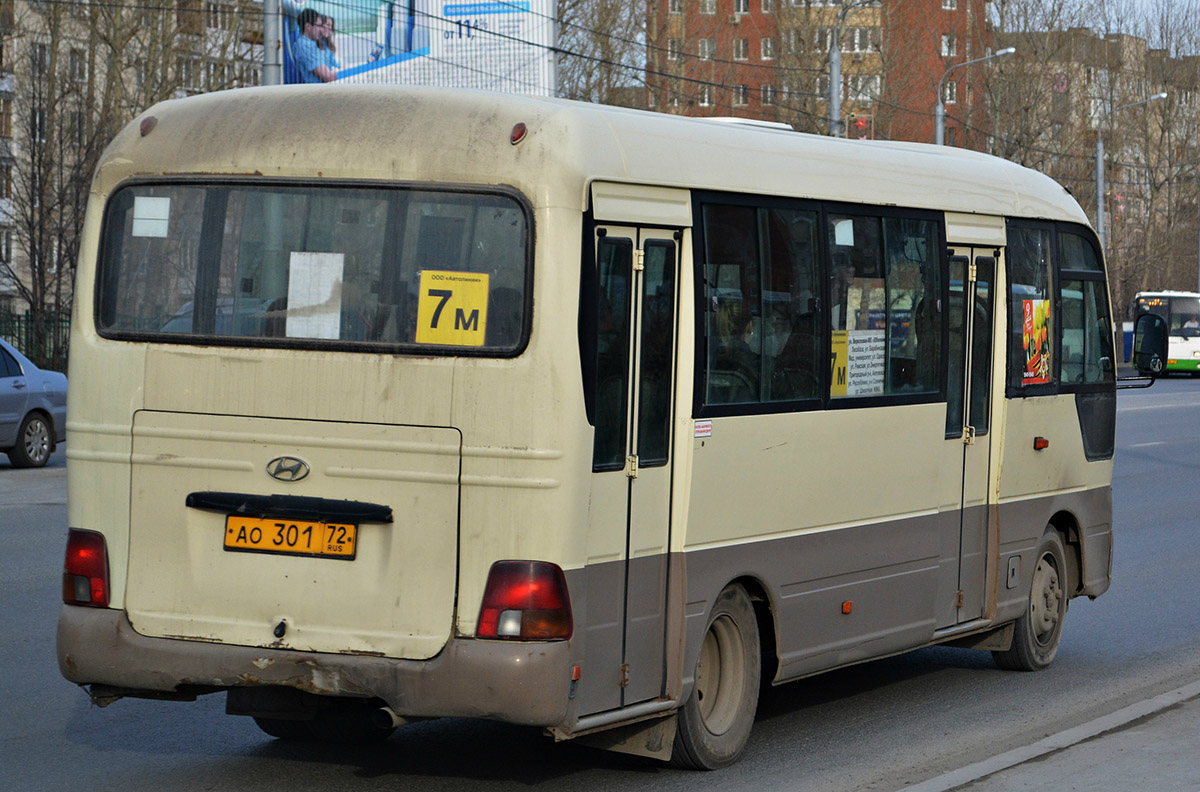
[993,529,1068,671]
[672,583,760,770]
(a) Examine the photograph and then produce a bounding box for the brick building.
[645,0,994,146]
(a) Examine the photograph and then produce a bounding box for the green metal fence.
[0,310,71,371]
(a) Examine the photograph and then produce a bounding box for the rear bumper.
[57,606,572,727]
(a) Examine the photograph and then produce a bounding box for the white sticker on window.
[846,329,886,395]
[286,252,345,340]
[834,219,855,247]
[131,196,171,238]
[694,420,713,438]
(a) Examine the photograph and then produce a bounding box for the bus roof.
[101,85,1088,227]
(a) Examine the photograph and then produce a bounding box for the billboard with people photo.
[282,0,555,94]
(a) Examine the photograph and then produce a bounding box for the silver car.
[0,337,67,467]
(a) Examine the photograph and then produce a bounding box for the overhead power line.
[13,0,1200,182]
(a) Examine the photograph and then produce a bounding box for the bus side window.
[704,204,761,405]
[762,207,819,401]
[701,201,820,407]
[1058,230,1113,386]
[883,216,941,396]
[1005,224,1055,391]
[828,213,941,400]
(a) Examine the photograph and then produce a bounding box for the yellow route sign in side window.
[415,270,490,346]
[830,330,849,398]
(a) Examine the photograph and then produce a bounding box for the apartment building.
[645,0,993,144]
[0,0,261,317]
[993,25,1200,305]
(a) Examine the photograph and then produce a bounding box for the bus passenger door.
[942,250,996,626]
[587,225,679,712]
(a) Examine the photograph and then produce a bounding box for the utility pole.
[829,0,874,137]
[263,0,282,86]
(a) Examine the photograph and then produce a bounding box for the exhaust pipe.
[371,706,408,730]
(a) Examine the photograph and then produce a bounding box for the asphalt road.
[2,378,1198,791]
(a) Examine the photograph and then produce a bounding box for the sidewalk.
[900,680,1200,791]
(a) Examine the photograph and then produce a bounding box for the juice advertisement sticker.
[1023,299,1051,384]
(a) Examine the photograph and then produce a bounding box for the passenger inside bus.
[711,300,760,403]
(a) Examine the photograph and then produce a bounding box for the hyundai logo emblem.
[266,456,310,482]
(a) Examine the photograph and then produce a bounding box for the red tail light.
[476,561,572,640]
[63,529,109,607]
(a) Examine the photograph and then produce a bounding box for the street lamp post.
[934,47,1015,146]
[1095,92,1168,255]
[829,0,875,137]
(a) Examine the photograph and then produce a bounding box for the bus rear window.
[97,182,530,354]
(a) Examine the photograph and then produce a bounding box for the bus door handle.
[963,426,976,446]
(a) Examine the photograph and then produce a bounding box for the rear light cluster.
[63,529,110,607]
[476,561,572,640]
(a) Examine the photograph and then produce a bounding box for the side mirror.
[1132,312,1168,377]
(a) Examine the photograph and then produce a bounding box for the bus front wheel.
[672,583,760,770]
[993,529,1068,672]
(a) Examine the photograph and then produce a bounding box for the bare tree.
[0,0,260,368]
[987,0,1090,167]
[557,0,646,107]
[2,2,82,368]
[983,0,1200,313]
[771,2,843,135]
[1118,0,1200,307]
